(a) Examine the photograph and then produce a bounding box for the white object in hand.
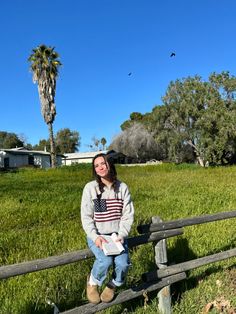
[102,233,125,256]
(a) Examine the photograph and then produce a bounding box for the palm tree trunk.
[48,123,57,168]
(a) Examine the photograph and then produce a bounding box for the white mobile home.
[0,148,64,169]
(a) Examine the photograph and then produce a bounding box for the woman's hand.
[115,235,124,244]
[95,236,108,249]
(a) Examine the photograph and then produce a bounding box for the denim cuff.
[90,272,103,287]
[111,278,123,287]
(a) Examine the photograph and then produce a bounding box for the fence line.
[1,210,236,314]
[0,229,183,280]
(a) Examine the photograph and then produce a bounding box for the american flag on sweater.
[93,198,123,222]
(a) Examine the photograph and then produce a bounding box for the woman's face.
[94,156,109,178]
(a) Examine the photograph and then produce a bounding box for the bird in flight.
[128,72,132,76]
[170,52,176,57]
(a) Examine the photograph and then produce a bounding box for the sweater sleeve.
[80,183,99,242]
[118,183,134,239]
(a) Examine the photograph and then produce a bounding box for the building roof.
[64,150,108,159]
[0,148,64,157]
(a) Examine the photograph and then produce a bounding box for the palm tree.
[101,137,107,150]
[28,44,62,168]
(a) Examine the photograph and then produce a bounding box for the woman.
[81,153,134,304]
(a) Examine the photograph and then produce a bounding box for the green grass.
[0,163,236,313]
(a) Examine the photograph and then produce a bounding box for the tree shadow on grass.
[169,237,236,304]
[168,236,198,264]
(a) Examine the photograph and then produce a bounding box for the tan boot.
[100,282,116,303]
[87,283,100,304]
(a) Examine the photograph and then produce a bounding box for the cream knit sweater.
[81,180,134,242]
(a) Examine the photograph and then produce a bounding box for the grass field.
[0,163,236,313]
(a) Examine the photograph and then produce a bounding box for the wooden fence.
[1,210,236,314]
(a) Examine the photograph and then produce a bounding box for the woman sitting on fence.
[81,153,134,304]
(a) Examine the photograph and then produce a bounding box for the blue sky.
[1,0,236,151]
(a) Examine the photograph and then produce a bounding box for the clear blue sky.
[1,0,236,152]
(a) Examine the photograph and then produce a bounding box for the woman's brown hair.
[92,153,117,193]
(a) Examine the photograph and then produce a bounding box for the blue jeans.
[87,237,131,287]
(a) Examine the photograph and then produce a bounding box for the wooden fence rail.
[142,248,236,282]
[137,209,236,234]
[0,229,182,280]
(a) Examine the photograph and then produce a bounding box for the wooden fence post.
[152,216,172,314]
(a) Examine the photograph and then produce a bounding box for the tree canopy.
[32,139,50,152]
[55,128,80,154]
[110,123,160,162]
[118,71,236,166]
[32,128,80,154]
[0,131,24,149]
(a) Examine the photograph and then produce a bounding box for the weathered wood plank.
[61,273,186,314]
[0,249,93,280]
[142,247,236,282]
[128,228,183,248]
[152,216,171,314]
[0,229,183,280]
[137,210,236,234]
